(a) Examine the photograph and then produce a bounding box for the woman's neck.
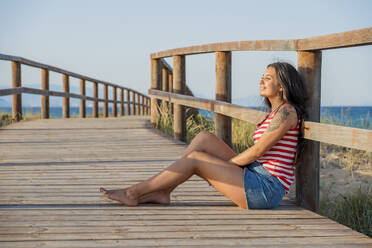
[269,97,285,113]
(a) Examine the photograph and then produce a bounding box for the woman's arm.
[229,104,298,166]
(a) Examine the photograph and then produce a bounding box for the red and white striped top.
[253,106,299,194]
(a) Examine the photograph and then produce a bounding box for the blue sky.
[0,0,371,106]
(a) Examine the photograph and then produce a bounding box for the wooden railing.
[0,54,150,120]
[149,27,372,212]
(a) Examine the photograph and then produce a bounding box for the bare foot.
[99,187,138,206]
[138,191,171,205]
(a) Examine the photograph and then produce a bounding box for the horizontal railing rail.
[0,53,150,120]
[149,89,372,152]
[149,27,372,213]
[151,27,372,58]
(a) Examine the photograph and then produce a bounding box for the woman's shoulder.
[275,103,298,128]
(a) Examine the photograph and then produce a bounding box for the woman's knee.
[186,150,204,160]
[194,131,215,143]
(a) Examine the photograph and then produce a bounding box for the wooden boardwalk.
[0,116,371,247]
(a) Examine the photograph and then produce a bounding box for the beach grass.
[0,111,106,126]
[319,185,372,237]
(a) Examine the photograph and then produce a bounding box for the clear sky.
[0,0,371,107]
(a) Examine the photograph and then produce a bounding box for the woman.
[100,62,306,209]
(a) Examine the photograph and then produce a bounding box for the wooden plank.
[148,89,267,124]
[0,237,370,248]
[151,40,297,58]
[19,87,124,104]
[0,229,362,241]
[0,87,22,96]
[150,27,372,58]
[0,117,369,247]
[297,27,372,51]
[0,223,350,235]
[304,121,372,152]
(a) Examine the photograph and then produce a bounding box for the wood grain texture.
[173,55,186,141]
[103,84,108,118]
[11,61,22,122]
[62,74,70,118]
[296,51,321,212]
[151,59,161,126]
[80,79,86,118]
[41,69,49,119]
[150,27,372,58]
[0,117,370,247]
[215,51,232,147]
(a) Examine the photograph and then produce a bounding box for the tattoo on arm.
[267,107,290,132]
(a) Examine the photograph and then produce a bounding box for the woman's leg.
[100,150,247,209]
[126,131,238,205]
[182,131,237,160]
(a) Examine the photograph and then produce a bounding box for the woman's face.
[259,66,283,98]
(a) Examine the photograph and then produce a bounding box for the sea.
[0,106,371,129]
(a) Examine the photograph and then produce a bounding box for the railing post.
[41,68,49,119]
[151,59,161,127]
[112,86,117,117]
[215,51,232,147]
[11,61,22,122]
[147,97,150,115]
[80,79,86,118]
[93,82,98,118]
[162,66,169,112]
[62,74,70,118]
[135,93,140,115]
[141,95,145,115]
[168,72,174,115]
[103,84,108,118]
[173,55,186,141]
[126,90,131,115]
[138,94,141,115]
[296,50,322,212]
[131,91,136,115]
[120,88,124,116]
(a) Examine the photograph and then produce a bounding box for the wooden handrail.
[149,89,372,152]
[0,87,143,105]
[0,54,151,120]
[151,27,372,58]
[0,53,146,97]
[149,27,372,212]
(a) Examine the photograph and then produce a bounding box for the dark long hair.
[264,62,307,166]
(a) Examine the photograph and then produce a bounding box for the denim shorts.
[243,161,285,209]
